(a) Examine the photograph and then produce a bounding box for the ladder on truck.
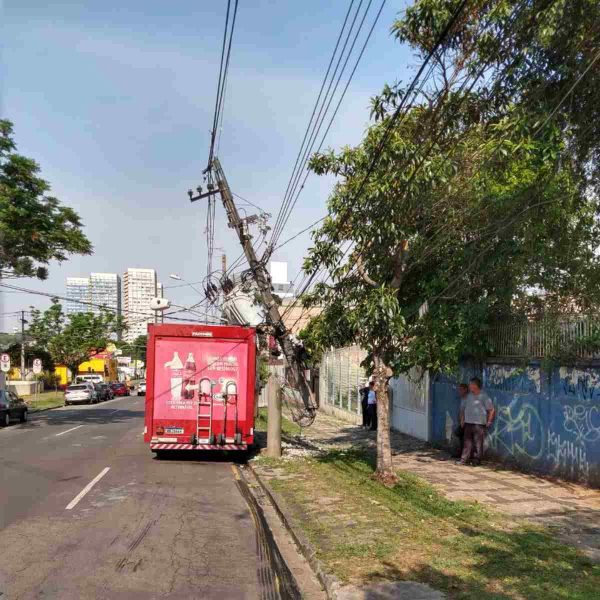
[223,381,242,445]
[196,378,214,444]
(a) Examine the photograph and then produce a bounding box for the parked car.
[137,380,146,396]
[0,390,28,426]
[95,383,113,401]
[110,382,129,397]
[65,383,97,405]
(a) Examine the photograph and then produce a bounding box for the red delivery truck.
[144,323,257,454]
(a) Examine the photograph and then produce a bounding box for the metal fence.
[320,346,368,415]
[488,317,600,359]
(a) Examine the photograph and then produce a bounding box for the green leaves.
[0,119,92,278]
[28,300,121,375]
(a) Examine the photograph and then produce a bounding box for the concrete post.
[267,375,281,458]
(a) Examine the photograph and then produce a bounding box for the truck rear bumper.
[151,442,248,451]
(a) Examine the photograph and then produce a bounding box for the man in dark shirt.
[360,383,370,429]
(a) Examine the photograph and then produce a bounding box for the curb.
[247,461,343,599]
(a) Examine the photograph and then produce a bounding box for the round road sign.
[33,358,43,375]
[1,353,10,373]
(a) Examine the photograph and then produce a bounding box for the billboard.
[152,337,247,421]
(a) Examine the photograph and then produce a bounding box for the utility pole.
[20,310,26,380]
[189,158,316,430]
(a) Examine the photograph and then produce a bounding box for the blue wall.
[431,361,600,487]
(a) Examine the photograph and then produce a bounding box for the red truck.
[144,323,257,455]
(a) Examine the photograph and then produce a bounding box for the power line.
[271,0,358,243]
[0,282,206,324]
[270,0,387,251]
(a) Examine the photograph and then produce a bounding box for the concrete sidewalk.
[293,410,600,562]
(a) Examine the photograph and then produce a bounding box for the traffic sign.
[32,358,43,375]
[0,353,10,373]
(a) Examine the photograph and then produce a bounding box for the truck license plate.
[165,427,184,434]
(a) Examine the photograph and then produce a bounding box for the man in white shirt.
[458,377,495,465]
[367,381,377,431]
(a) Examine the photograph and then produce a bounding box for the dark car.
[0,389,28,426]
[110,382,129,397]
[95,383,112,402]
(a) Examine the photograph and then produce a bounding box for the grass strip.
[255,407,302,437]
[23,391,64,412]
[257,448,599,599]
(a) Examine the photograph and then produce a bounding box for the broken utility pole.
[189,157,316,437]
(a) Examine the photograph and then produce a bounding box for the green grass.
[255,407,302,437]
[23,391,64,412]
[259,448,600,599]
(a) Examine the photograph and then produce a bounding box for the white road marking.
[65,467,110,510]
[55,425,84,437]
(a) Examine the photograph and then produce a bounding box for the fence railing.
[488,317,600,359]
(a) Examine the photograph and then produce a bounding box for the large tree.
[301,1,600,480]
[28,300,123,379]
[0,120,91,279]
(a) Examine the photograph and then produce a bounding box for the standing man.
[367,381,377,431]
[454,383,469,458]
[359,383,370,429]
[459,377,495,465]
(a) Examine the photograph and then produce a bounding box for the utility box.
[144,323,256,455]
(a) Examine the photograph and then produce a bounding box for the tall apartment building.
[65,273,121,318]
[123,268,162,342]
[90,273,121,316]
[66,277,91,315]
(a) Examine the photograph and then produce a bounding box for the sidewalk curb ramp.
[247,461,342,599]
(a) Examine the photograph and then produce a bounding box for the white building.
[123,268,162,342]
[66,277,91,315]
[269,261,294,298]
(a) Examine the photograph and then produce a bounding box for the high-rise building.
[123,268,161,342]
[66,277,91,315]
[66,273,121,319]
[89,273,121,317]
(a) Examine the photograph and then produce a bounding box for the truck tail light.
[156,426,164,435]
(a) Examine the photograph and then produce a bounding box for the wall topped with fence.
[319,346,367,421]
[488,317,600,360]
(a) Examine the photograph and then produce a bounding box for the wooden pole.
[266,375,281,458]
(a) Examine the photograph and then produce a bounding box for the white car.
[137,381,146,396]
[65,383,97,405]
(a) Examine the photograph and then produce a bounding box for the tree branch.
[356,255,378,288]
[390,240,408,289]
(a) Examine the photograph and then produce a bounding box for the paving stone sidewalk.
[291,410,600,563]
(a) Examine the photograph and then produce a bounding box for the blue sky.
[0,0,413,331]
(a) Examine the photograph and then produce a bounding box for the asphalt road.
[0,396,269,599]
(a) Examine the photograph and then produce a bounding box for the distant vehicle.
[95,383,113,401]
[0,390,28,426]
[137,380,146,396]
[75,374,104,385]
[65,383,97,405]
[110,382,128,397]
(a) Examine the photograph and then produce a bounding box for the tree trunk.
[373,354,396,484]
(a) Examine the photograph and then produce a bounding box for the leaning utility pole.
[20,310,26,380]
[189,158,315,422]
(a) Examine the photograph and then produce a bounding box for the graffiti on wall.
[487,398,546,460]
[547,430,589,477]
[563,404,600,444]
[485,365,541,394]
[559,367,600,401]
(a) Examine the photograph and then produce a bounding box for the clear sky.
[0,0,413,331]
